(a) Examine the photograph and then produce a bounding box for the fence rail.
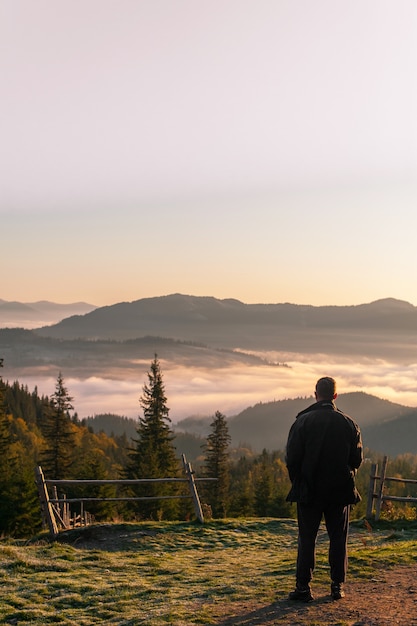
[35,454,215,537]
[367,455,417,520]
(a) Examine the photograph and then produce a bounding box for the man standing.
[286,377,363,602]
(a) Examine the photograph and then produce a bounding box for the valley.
[2,294,417,455]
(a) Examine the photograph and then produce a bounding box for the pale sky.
[2,0,417,308]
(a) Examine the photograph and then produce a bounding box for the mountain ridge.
[0,328,275,378]
[87,391,417,457]
[2,294,417,457]
[33,294,417,360]
[0,299,96,328]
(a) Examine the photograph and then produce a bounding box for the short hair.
[315,376,336,400]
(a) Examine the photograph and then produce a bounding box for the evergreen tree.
[0,358,10,455]
[254,449,275,516]
[125,355,180,520]
[72,439,119,522]
[0,439,41,537]
[41,372,76,479]
[229,456,255,517]
[203,410,231,518]
[0,360,41,536]
[232,449,293,518]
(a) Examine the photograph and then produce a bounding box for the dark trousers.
[296,501,349,586]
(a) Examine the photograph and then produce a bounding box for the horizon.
[1,292,417,309]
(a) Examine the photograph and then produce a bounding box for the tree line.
[1,356,417,537]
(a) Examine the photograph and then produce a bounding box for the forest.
[1,356,417,538]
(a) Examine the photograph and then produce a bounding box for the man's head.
[315,376,337,402]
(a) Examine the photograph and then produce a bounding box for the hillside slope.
[176,392,417,454]
[0,299,96,328]
[0,328,275,378]
[34,294,417,359]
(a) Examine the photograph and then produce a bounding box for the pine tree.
[0,359,41,536]
[41,372,76,479]
[0,358,10,455]
[0,439,41,537]
[203,410,231,518]
[254,449,274,516]
[229,456,255,517]
[125,355,180,520]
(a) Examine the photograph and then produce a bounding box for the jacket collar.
[296,399,336,418]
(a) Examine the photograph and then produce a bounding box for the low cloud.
[12,353,417,423]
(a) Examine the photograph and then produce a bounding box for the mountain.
[84,413,206,463]
[3,294,417,442]
[0,327,275,378]
[34,294,417,360]
[0,299,96,329]
[85,393,417,457]
[176,392,417,454]
[361,411,417,457]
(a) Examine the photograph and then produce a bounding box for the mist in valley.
[3,295,417,425]
[11,351,417,423]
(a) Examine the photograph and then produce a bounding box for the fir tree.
[229,455,255,517]
[254,449,274,516]
[203,410,231,518]
[0,358,10,455]
[41,372,76,479]
[0,359,41,536]
[125,355,180,520]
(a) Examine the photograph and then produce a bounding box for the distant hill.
[34,294,417,360]
[84,413,206,463]
[83,413,138,439]
[0,328,274,378]
[82,393,417,458]
[3,294,417,449]
[361,411,417,456]
[176,392,417,455]
[0,299,96,329]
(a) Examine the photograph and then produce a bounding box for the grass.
[0,518,417,625]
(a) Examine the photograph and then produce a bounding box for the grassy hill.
[1,519,417,625]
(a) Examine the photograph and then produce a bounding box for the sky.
[2,1,417,308]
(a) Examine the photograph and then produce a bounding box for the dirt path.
[215,565,417,626]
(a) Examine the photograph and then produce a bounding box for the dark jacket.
[285,400,363,505]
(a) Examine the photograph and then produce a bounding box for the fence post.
[375,456,388,521]
[34,466,59,538]
[52,486,69,530]
[182,454,204,523]
[36,456,209,535]
[366,462,378,519]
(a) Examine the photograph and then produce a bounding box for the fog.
[11,352,417,422]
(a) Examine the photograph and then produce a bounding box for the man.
[285,376,363,602]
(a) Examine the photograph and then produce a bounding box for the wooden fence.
[367,455,417,520]
[35,454,215,538]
